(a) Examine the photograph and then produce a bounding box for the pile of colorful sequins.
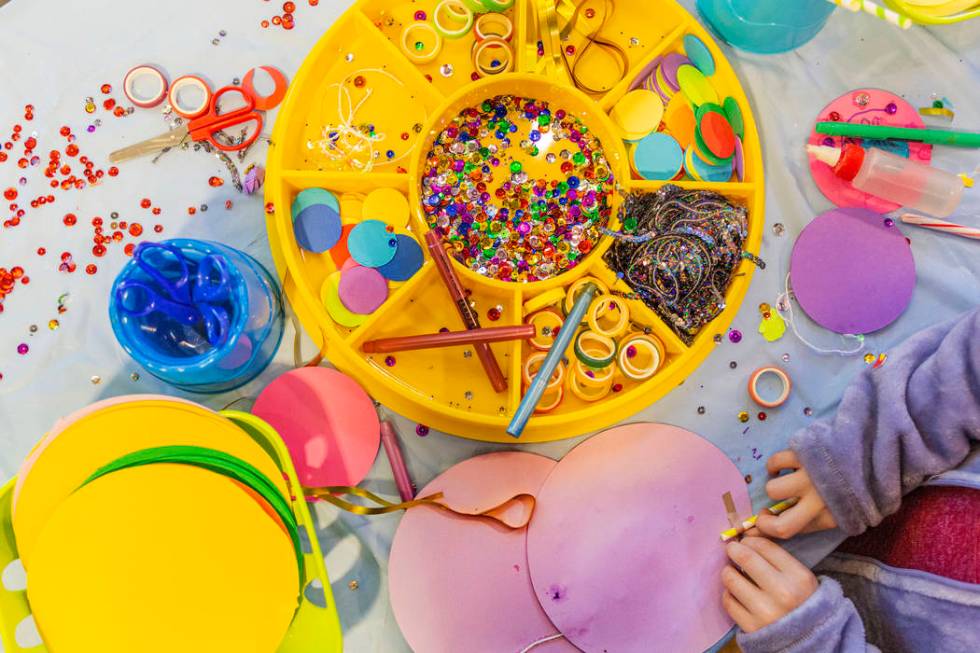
[421,95,615,282]
[604,185,752,344]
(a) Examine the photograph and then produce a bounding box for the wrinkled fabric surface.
[0,1,978,651]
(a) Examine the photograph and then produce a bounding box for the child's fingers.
[721,564,764,608]
[722,590,759,633]
[754,494,822,539]
[738,536,804,574]
[766,450,800,475]
[726,541,780,592]
[800,510,837,533]
[765,470,808,500]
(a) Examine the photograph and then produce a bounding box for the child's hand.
[721,538,819,633]
[748,450,837,539]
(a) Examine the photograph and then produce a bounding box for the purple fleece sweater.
[737,307,980,653]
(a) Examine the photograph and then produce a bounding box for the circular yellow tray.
[265,0,764,442]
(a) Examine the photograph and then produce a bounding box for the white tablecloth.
[0,1,977,651]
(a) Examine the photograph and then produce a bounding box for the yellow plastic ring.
[563,276,609,316]
[527,308,564,351]
[572,358,614,387]
[617,333,665,381]
[401,23,443,63]
[573,330,616,368]
[568,364,612,401]
[587,295,629,338]
[433,0,475,39]
[533,385,564,414]
[523,287,566,316]
[472,37,513,76]
[523,352,565,391]
[474,12,514,41]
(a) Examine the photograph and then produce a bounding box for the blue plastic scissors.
[115,242,233,347]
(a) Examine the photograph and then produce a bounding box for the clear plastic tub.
[109,239,284,393]
[696,0,836,54]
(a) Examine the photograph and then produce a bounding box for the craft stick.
[719,497,800,542]
[380,419,415,502]
[900,213,980,240]
[507,283,598,438]
[424,231,508,393]
[362,325,535,353]
[814,121,980,148]
[827,0,914,29]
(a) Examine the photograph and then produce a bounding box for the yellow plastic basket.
[265,0,765,442]
[0,409,342,653]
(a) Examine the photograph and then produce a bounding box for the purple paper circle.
[790,208,915,334]
[660,52,690,90]
[338,266,388,314]
[733,136,744,182]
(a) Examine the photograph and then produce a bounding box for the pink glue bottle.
[808,143,963,217]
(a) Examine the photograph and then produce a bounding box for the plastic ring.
[533,385,564,414]
[573,330,616,368]
[748,366,792,408]
[568,366,612,402]
[123,65,168,109]
[523,352,565,392]
[527,309,564,351]
[617,334,665,381]
[434,0,474,39]
[563,276,609,316]
[401,23,444,63]
[472,37,513,77]
[480,0,516,12]
[168,75,211,119]
[523,287,565,316]
[587,295,629,338]
[572,358,614,387]
[474,12,514,41]
[461,0,490,13]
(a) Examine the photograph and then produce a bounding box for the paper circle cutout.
[699,111,736,159]
[683,34,715,76]
[12,399,287,568]
[376,234,425,281]
[252,367,380,487]
[790,208,915,334]
[609,90,664,142]
[338,265,389,314]
[293,203,342,253]
[723,96,744,139]
[330,223,357,268]
[733,137,745,182]
[664,93,696,149]
[389,452,577,653]
[660,52,690,90]
[362,188,411,229]
[321,271,369,328]
[348,219,398,267]
[677,64,718,107]
[808,89,932,213]
[527,423,750,653]
[27,465,298,653]
[632,132,683,180]
[291,187,340,217]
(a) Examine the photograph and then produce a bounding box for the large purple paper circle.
[790,208,915,334]
[527,423,751,653]
[389,452,577,653]
[338,266,388,314]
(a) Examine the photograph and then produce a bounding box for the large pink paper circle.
[527,423,751,653]
[807,88,932,213]
[251,367,380,487]
[389,452,577,653]
[790,208,915,335]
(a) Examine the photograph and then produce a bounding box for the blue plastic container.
[696,0,836,54]
[109,239,284,393]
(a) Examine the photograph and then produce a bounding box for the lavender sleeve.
[792,307,980,536]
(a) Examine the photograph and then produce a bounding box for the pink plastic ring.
[748,366,792,408]
[168,75,211,119]
[123,65,169,109]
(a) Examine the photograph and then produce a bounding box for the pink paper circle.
[251,367,380,487]
[527,423,751,653]
[338,265,388,314]
[389,452,578,653]
[790,208,915,334]
[807,88,932,213]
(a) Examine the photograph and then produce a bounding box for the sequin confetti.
[415,424,430,437]
[728,329,742,343]
[737,411,749,423]
[422,95,615,282]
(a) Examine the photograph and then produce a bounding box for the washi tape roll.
[523,287,566,316]
[587,295,629,338]
[123,65,169,109]
[747,366,792,408]
[168,75,211,119]
[573,330,616,368]
[567,362,612,401]
[617,333,665,381]
[527,308,564,351]
[533,385,564,414]
[563,276,608,316]
[434,0,475,39]
[472,37,514,76]
[401,22,443,63]
[474,11,513,41]
[523,352,566,391]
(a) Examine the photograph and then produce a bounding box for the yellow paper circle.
[27,464,298,653]
[362,187,411,229]
[13,399,288,569]
[608,90,664,143]
[321,271,369,328]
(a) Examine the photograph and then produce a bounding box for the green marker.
[815,122,980,149]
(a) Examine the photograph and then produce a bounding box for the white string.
[518,633,565,653]
[776,273,865,357]
[315,68,423,173]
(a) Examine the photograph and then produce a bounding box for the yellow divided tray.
[265,0,765,442]
[0,410,342,653]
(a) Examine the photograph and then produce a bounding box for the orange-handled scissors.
[109,66,288,163]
